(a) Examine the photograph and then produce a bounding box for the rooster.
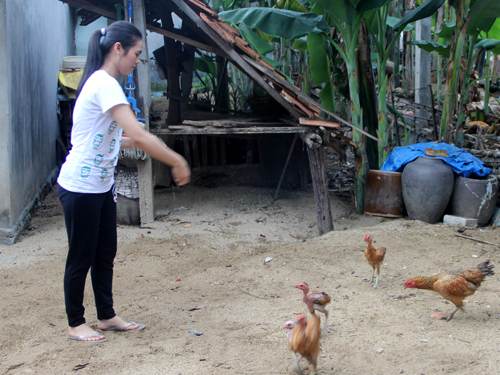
[295,282,331,331]
[364,234,386,289]
[404,260,495,321]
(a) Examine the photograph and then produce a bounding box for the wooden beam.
[132,0,155,224]
[61,0,226,56]
[147,24,226,56]
[61,0,117,19]
[170,0,301,120]
[299,118,340,128]
[151,126,306,135]
[307,145,334,235]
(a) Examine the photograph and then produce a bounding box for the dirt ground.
[1,184,500,375]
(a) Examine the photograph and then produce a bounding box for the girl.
[57,21,190,342]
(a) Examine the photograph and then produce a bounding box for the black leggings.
[58,184,117,327]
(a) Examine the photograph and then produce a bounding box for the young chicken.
[288,315,308,374]
[404,260,495,321]
[295,282,331,331]
[364,234,386,289]
[302,293,321,375]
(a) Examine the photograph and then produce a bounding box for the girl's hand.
[172,160,191,186]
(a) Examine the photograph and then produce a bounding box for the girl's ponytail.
[76,21,143,97]
[77,30,105,96]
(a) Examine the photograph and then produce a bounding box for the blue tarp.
[381,142,491,178]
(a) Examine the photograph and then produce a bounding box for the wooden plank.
[152,126,306,135]
[281,91,314,118]
[201,135,208,167]
[183,120,290,128]
[192,135,201,168]
[211,137,219,165]
[183,135,192,167]
[147,24,226,56]
[221,138,226,165]
[307,145,334,235]
[171,0,301,120]
[61,0,116,19]
[299,118,340,128]
[241,55,382,143]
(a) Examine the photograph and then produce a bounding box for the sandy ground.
[1,184,500,375]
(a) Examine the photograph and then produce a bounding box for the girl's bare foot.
[68,323,106,342]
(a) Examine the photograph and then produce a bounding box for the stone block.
[443,215,478,228]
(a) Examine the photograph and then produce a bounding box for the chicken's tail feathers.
[477,260,495,277]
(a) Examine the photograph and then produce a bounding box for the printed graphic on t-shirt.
[108,121,118,134]
[109,138,116,153]
[93,134,104,149]
[94,153,104,166]
[81,166,91,180]
[100,168,108,181]
[110,156,117,167]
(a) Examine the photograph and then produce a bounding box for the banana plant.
[409,1,500,144]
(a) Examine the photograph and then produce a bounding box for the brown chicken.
[364,234,386,289]
[303,293,321,375]
[404,260,495,321]
[287,297,322,375]
[288,315,307,374]
[295,282,331,331]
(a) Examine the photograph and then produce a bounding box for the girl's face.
[118,39,143,76]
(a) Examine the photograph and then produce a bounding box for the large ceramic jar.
[364,170,405,217]
[402,157,454,223]
[450,174,499,226]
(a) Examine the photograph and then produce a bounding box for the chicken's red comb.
[364,234,370,240]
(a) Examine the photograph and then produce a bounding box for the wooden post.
[304,133,333,235]
[130,0,154,223]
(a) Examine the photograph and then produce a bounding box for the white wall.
[0,0,75,241]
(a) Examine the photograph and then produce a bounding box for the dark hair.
[77,20,142,96]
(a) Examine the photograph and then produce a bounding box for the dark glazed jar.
[450,174,499,226]
[364,170,405,217]
[401,157,454,223]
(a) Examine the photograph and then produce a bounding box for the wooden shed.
[59,0,368,235]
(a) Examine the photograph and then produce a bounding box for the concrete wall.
[0,0,75,241]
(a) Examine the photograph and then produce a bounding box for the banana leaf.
[291,37,308,50]
[435,22,456,40]
[320,80,336,113]
[386,16,414,32]
[219,8,330,39]
[407,40,451,58]
[239,24,274,54]
[393,0,445,29]
[356,0,392,14]
[475,38,500,51]
[194,57,217,78]
[276,0,309,12]
[307,33,330,85]
[311,0,356,24]
[467,0,500,34]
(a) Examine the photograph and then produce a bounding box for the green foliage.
[219,8,330,39]
[239,24,274,54]
[467,0,500,34]
[393,0,445,29]
[407,40,451,58]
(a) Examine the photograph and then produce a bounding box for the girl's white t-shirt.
[58,70,129,193]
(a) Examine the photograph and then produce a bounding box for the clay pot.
[402,157,454,223]
[450,174,499,226]
[364,170,405,217]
